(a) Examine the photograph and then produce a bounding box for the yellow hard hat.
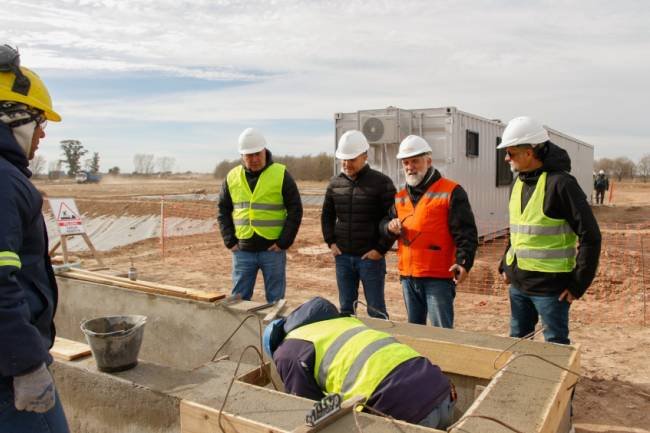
[0,46,61,122]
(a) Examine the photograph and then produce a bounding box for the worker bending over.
[263,297,455,429]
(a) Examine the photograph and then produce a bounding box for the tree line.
[214,152,334,180]
[594,154,650,182]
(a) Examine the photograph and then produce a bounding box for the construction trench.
[50,272,578,433]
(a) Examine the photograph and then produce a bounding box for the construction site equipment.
[335,130,369,159]
[80,315,147,372]
[335,106,595,236]
[50,337,91,361]
[238,127,266,154]
[128,259,137,281]
[291,394,365,433]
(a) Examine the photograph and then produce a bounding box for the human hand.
[449,264,468,284]
[387,218,401,235]
[501,272,510,284]
[267,244,282,252]
[13,363,55,413]
[330,244,342,256]
[558,289,576,304]
[361,249,383,260]
[230,244,240,252]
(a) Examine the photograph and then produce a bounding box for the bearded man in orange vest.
[381,135,478,328]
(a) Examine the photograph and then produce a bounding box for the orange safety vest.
[395,177,458,278]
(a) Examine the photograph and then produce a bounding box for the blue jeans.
[509,286,571,344]
[231,250,286,302]
[401,278,456,328]
[335,254,388,319]
[0,380,70,433]
[419,395,454,429]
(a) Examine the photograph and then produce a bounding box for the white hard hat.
[238,128,267,154]
[599,169,605,175]
[497,116,549,149]
[336,130,369,159]
[396,135,432,159]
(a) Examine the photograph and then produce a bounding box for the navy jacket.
[0,123,58,379]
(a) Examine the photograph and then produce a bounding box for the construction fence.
[45,196,649,327]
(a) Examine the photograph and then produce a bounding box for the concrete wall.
[56,277,263,369]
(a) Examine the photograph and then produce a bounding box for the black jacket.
[499,142,601,298]
[321,165,396,255]
[217,149,303,251]
[0,123,58,378]
[381,168,479,273]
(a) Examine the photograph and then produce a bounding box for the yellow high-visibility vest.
[506,172,577,272]
[227,163,287,240]
[286,317,419,402]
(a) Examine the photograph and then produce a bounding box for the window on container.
[496,136,513,186]
[466,130,479,157]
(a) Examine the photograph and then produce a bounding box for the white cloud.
[3,0,649,170]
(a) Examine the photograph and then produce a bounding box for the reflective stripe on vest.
[286,317,419,401]
[507,171,577,272]
[395,177,458,278]
[227,163,287,240]
[0,251,21,269]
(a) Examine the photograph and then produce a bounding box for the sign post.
[48,198,105,267]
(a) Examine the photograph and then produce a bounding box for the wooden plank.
[62,269,225,302]
[180,399,290,433]
[51,337,91,361]
[263,299,287,322]
[394,335,512,379]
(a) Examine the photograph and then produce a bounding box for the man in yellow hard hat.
[0,44,70,433]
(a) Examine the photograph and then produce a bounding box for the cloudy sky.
[3,0,649,173]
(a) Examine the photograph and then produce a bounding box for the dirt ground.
[38,176,650,432]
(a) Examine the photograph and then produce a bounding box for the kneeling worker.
[263,297,455,429]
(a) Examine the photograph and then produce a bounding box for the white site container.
[334,107,594,237]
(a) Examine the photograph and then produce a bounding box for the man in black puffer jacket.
[497,116,601,345]
[321,130,396,318]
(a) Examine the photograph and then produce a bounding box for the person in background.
[593,169,609,205]
[217,128,303,302]
[497,116,601,344]
[321,130,396,318]
[381,135,478,328]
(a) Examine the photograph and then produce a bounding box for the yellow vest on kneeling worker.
[506,171,577,273]
[227,163,287,240]
[285,316,419,402]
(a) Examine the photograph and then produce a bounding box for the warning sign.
[49,198,86,235]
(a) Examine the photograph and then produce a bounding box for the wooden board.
[61,269,226,302]
[51,337,92,361]
[180,399,290,433]
[394,334,512,379]
[263,299,287,322]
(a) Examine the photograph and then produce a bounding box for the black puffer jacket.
[321,165,396,255]
[217,149,303,251]
[499,141,601,298]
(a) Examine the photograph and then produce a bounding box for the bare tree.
[48,160,63,180]
[612,157,635,181]
[133,153,155,175]
[637,154,650,183]
[156,156,176,174]
[29,154,47,176]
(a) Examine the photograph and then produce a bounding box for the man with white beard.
[381,135,477,328]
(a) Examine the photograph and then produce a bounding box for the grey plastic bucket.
[80,315,147,372]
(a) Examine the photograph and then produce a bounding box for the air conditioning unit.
[358,108,411,145]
